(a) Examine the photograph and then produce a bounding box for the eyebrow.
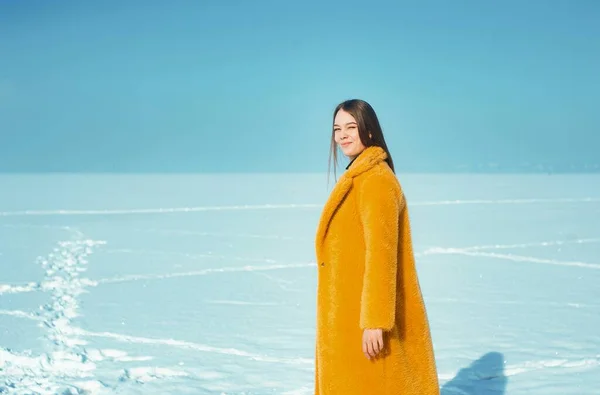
[333,122,357,127]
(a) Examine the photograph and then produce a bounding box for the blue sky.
[1,0,598,172]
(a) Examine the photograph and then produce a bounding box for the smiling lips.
[340,141,352,147]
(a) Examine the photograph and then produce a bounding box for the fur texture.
[314,146,440,394]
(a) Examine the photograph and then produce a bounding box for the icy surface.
[1,173,599,394]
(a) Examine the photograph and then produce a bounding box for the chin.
[339,146,354,157]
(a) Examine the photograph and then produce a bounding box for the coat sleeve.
[357,172,404,331]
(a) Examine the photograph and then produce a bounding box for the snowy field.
[1,173,599,394]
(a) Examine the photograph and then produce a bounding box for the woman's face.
[333,109,366,160]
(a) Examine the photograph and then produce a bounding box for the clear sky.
[1,0,598,173]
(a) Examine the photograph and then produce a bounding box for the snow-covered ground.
[1,173,599,394]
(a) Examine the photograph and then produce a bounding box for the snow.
[1,173,599,394]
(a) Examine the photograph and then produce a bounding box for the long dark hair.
[328,99,395,182]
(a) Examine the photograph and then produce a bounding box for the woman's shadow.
[441,351,507,395]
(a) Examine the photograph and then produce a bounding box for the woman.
[314,99,440,394]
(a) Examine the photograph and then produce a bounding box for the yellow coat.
[314,146,440,394]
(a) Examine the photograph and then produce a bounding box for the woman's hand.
[362,328,384,359]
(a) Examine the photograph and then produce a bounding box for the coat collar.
[315,146,388,255]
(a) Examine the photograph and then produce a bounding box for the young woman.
[314,99,440,394]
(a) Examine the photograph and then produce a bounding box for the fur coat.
[314,145,440,394]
